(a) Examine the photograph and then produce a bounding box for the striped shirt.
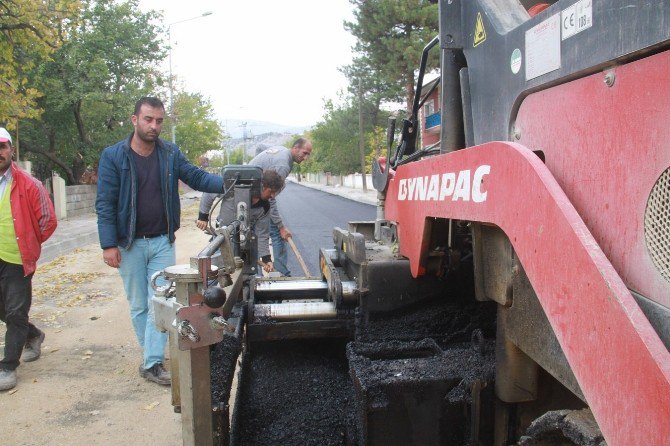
[0,167,11,199]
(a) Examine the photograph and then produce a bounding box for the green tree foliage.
[344,0,438,114]
[207,153,227,170]
[308,97,389,175]
[21,0,165,183]
[364,126,387,173]
[341,55,397,121]
[173,92,225,161]
[308,100,358,175]
[0,0,81,122]
[227,147,245,165]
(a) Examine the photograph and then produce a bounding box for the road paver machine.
[152,1,670,444]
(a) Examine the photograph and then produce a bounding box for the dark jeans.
[0,259,40,371]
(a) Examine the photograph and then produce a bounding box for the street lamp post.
[167,11,213,144]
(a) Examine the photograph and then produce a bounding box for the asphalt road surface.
[275,182,376,277]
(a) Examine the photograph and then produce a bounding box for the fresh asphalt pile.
[209,292,497,445]
[232,339,355,446]
[357,295,497,346]
[211,334,242,406]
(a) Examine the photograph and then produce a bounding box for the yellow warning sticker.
[474,12,487,47]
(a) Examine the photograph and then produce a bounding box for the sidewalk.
[287,176,379,205]
[39,194,203,265]
[40,213,98,264]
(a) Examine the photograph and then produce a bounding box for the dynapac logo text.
[397,165,490,202]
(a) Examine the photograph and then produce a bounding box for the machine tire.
[517,409,606,446]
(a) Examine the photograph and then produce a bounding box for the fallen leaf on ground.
[144,401,160,411]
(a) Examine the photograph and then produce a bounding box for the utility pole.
[167,11,213,144]
[247,129,253,160]
[223,120,229,165]
[358,78,368,191]
[240,122,247,164]
[15,119,19,161]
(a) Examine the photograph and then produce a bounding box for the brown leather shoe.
[140,363,171,386]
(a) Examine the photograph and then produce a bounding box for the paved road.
[38,182,376,271]
[275,182,376,276]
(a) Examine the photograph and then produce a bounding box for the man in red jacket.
[0,127,57,391]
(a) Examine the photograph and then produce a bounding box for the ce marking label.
[562,0,592,40]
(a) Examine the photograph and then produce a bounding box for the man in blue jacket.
[96,97,224,386]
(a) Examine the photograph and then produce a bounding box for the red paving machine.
[153,1,670,445]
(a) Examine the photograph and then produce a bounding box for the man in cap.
[0,127,57,391]
[197,138,312,276]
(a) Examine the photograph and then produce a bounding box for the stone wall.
[303,172,373,189]
[65,184,96,217]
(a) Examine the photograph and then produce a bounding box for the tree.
[207,153,227,170]
[341,54,398,122]
[173,91,225,162]
[20,0,165,183]
[364,126,387,173]
[227,147,245,165]
[0,0,81,123]
[308,97,388,175]
[344,0,438,114]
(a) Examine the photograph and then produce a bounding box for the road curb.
[288,179,378,206]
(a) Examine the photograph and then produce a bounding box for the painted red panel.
[516,50,670,308]
[384,142,670,445]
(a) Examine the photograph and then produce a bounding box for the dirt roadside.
[1,203,211,445]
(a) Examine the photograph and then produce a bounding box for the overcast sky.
[137,0,356,128]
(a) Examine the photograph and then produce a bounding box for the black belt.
[137,233,166,239]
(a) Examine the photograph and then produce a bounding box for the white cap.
[0,128,11,144]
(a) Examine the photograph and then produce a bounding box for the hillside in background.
[203,119,311,161]
[206,132,296,160]
[223,119,310,139]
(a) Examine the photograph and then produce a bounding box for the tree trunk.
[73,99,93,146]
[71,99,92,184]
[358,78,367,191]
[22,142,77,184]
[72,154,86,184]
[371,97,381,125]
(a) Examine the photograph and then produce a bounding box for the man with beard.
[0,127,57,391]
[96,97,225,386]
[196,169,285,273]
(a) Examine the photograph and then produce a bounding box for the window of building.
[424,99,435,116]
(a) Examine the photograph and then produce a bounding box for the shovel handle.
[287,237,311,277]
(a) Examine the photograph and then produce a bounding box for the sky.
[137,0,357,129]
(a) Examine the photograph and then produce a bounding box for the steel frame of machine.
[375,0,670,444]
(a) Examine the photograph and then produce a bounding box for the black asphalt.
[275,182,376,277]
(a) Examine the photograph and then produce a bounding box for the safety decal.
[510,48,522,74]
[473,12,487,47]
